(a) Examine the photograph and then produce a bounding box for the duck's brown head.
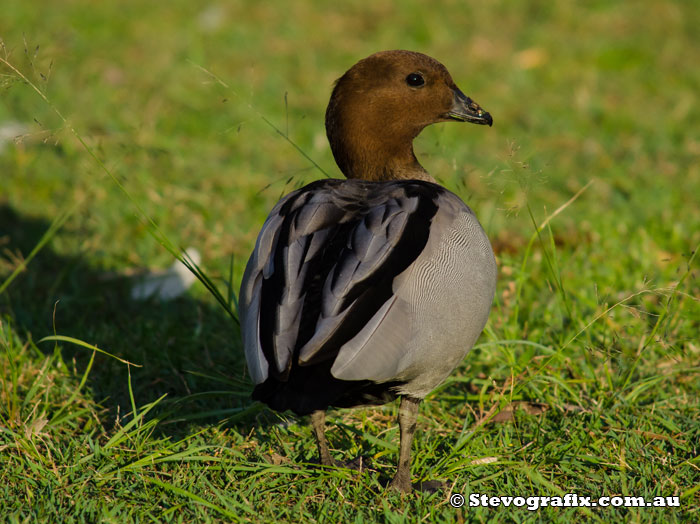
[325,50,492,182]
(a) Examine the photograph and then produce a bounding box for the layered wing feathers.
[241,179,442,384]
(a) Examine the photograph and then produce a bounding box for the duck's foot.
[387,476,446,493]
[341,455,371,473]
[412,479,446,493]
[388,473,412,493]
[309,456,338,468]
[310,455,372,473]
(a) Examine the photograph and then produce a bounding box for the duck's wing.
[239,178,445,385]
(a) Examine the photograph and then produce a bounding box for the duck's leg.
[389,395,421,492]
[310,410,335,466]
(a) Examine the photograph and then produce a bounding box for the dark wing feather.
[241,179,441,385]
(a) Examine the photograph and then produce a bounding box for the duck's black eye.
[406,73,425,88]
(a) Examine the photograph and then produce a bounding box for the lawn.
[1,0,698,522]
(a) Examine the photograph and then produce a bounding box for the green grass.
[1,0,699,521]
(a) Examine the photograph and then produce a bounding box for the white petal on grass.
[131,248,202,301]
[470,456,499,465]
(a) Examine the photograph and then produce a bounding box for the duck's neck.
[326,111,436,183]
[333,139,434,182]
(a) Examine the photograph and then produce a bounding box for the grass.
[1,0,699,521]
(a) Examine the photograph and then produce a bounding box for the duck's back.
[239,178,496,415]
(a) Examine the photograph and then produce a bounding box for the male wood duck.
[240,50,496,492]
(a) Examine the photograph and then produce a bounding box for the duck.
[239,50,497,492]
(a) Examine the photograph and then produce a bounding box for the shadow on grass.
[0,204,263,437]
